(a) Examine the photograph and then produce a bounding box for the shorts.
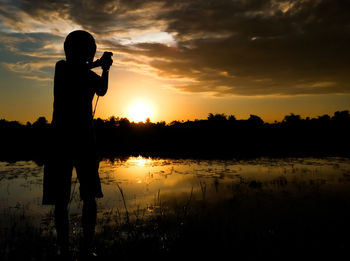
[42,152,103,205]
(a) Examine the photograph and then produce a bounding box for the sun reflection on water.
[1,157,350,223]
[128,156,151,167]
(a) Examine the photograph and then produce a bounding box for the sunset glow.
[0,0,349,123]
[0,1,350,258]
[128,101,153,123]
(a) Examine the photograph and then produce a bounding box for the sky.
[0,0,349,123]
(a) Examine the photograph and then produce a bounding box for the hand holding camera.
[91,52,113,70]
[99,52,113,71]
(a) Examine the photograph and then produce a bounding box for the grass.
[2,178,350,260]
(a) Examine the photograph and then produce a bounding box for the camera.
[91,52,113,69]
[99,52,113,70]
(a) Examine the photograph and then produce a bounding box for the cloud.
[1,0,349,95]
[2,60,53,81]
[0,31,62,81]
[149,0,350,95]
[4,0,166,34]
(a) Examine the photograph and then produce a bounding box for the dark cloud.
[14,0,164,34]
[151,0,350,95]
[0,31,63,80]
[3,0,350,95]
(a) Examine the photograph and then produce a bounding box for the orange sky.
[0,0,349,123]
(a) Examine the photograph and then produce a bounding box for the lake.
[1,156,350,220]
[1,156,350,259]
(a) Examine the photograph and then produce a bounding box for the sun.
[128,101,153,122]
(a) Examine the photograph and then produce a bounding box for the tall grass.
[2,179,350,260]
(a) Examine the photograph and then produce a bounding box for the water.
[1,156,350,224]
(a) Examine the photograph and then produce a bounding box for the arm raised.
[93,52,113,96]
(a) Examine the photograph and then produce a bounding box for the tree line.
[0,111,349,161]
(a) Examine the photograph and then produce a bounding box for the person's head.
[64,30,96,65]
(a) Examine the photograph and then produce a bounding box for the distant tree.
[318,114,331,121]
[284,113,301,124]
[1,110,350,159]
[207,113,227,121]
[118,117,131,128]
[248,114,264,125]
[108,116,117,126]
[0,119,22,129]
[170,120,181,126]
[157,121,166,127]
[332,110,349,121]
[94,117,104,127]
[228,115,236,121]
[32,117,48,128]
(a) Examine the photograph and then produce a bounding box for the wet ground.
[1,157,350,260]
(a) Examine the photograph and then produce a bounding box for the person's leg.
[82,196,97,254]
[54,161,73,256]
[75,154,101,257]
[55,201,69,255]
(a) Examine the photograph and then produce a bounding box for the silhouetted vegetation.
[0,111,349,161]
[3,173,350,260]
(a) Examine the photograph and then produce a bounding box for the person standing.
[43,30,113,259]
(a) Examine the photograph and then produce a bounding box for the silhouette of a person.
[42,30,113,259]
